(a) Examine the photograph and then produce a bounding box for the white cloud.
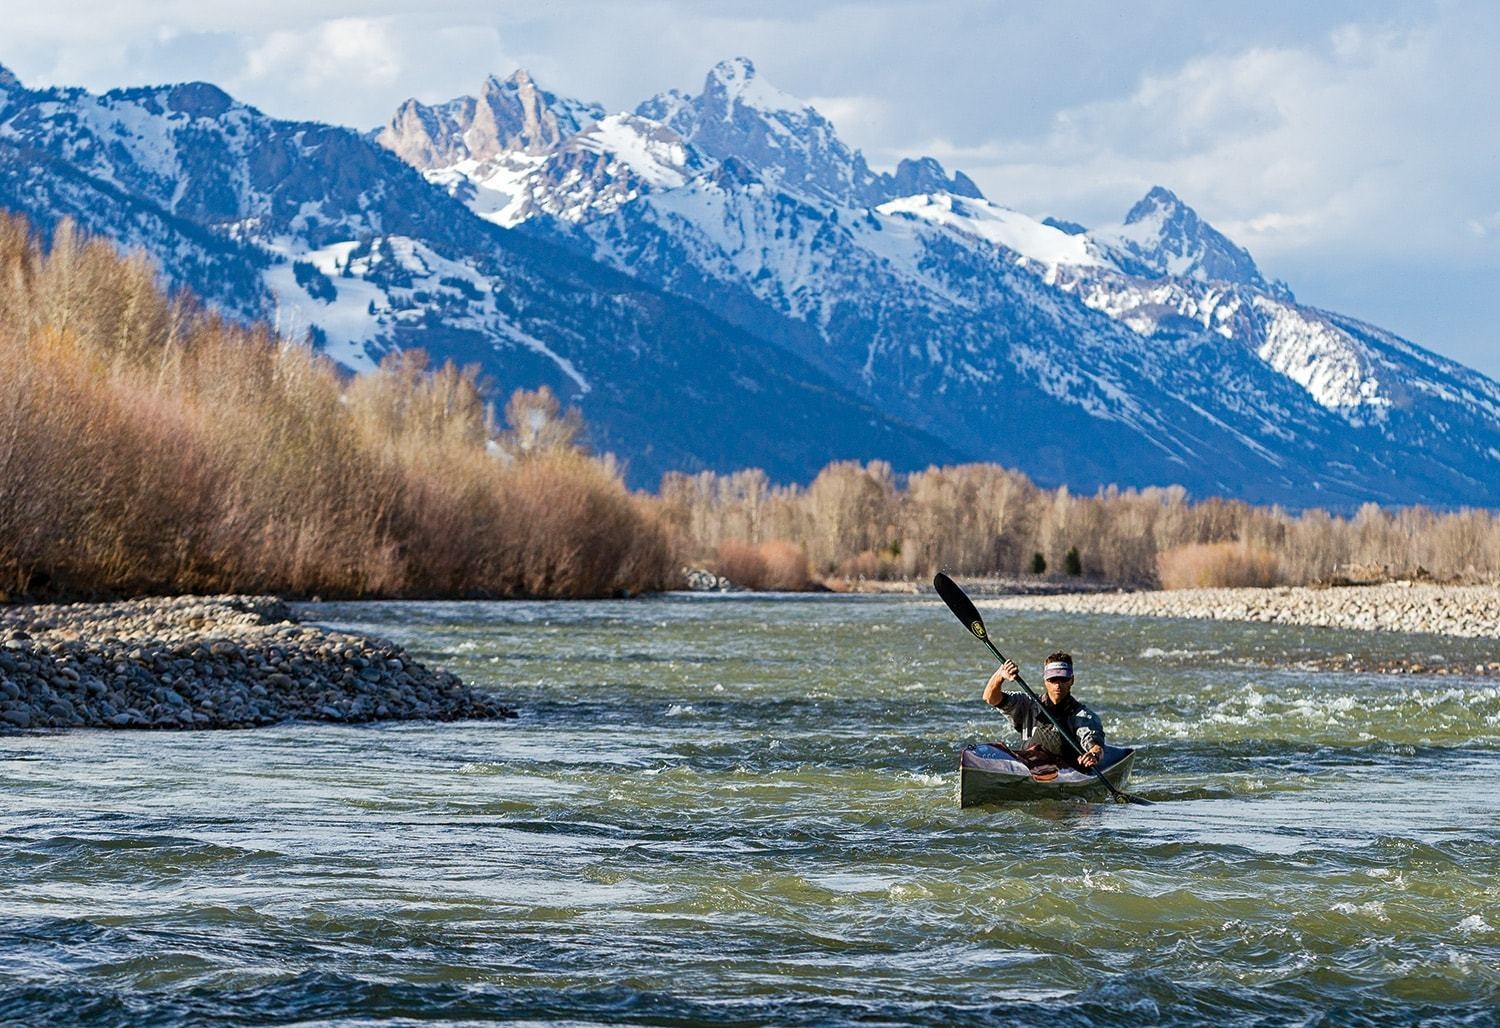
[242,17,402,92]
[958,12,1500,268]
[1467,212,1500,238]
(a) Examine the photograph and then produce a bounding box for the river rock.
[0,595,517,733]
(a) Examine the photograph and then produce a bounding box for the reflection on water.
[1,594,1498,1025]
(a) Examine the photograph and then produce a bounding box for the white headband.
[1043,661,1074,679]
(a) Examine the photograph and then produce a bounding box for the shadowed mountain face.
[0,63,959,487]
[2,57,1497,506]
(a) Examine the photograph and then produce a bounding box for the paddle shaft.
[934,573,1148,805]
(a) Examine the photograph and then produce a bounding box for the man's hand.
[999,659,1019,682]
[1077,744,1104,769]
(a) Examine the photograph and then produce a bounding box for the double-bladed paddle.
[934,572,1151,806]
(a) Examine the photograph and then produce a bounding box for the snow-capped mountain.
[389,57,1498,507]
[1089,185,1288,295]
[0,63,959,485]
[635,56,982,207]
[1,56,1495,507]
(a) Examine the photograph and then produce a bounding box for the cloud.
[958,12,1500,268]
[242,17,402,92]
[804,94,890,158]
[1467,212,1500,238]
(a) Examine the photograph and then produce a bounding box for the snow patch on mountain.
[879,192,1110,273]
[263,240,385,371]
[425,154,544,227]
[1250,298,1391,422]
[575,114,696,187]
[258,232,589,392]
[420,114,702,228]
[494,319,591,395]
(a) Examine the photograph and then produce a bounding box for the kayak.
[959,742,1136,807]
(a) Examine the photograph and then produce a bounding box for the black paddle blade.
[933,573,988,642]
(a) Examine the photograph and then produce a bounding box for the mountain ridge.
[1,56,1495,508]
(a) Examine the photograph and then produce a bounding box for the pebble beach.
[975,582,1500,676]
[0,595,515,731]
[979,582,1500,639]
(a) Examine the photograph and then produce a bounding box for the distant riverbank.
[0,596,514,731]
[972,581,1500,640]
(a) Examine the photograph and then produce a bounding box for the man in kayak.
[983,652,1105,770]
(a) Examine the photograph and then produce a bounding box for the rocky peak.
[700,57,800,114]
[376,70,603,169]
[1101,186,1271,290]
[475,69,602,154]
[635,59,983,209]
[635,58,880,206]
[885,157,984,202]
[0,63,22,94]
[164,82,235,120]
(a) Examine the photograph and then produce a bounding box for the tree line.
[654,462,1499,588]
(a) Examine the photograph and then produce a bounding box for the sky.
[2,0,1497,378]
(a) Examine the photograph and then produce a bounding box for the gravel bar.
[0,595,516,732]
[978,582,1500,640]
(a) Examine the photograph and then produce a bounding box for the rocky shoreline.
[0,596,515,732]
[978,582,1500,641]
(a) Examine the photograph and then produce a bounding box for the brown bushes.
[1156,542,1283,590]
[0,215,674,599]
[714,539,810,591]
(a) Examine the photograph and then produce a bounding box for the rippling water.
[2,594,1498,1025]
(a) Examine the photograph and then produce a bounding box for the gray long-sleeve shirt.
[996,691,1104,755]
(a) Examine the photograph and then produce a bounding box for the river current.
[2,594,1498,1025]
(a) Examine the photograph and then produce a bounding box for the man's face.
[1045,676,1073,703]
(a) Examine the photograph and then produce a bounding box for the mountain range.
[1,56,1495,508]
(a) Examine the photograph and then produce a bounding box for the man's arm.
[984,660,1026,707]
[983,663,1011,707]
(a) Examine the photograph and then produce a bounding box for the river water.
[2,594,1498,1025]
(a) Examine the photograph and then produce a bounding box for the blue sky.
[3,0,1497,378]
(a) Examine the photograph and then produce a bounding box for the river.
[2,594,1497,1024]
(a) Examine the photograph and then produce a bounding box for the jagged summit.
[0,63,22,93]
[636,58,978,207]
[701,57,803,114]
[486,68,535,92]
[890,157,984,201]
[1099,185,1273,291]
[377,69,604,168]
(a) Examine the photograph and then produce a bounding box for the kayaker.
[982,652,1105,770]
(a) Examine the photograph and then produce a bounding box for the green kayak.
[959,742,1137,807]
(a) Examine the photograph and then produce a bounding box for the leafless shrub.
[0,214,674,599]
[1157,542,1283,589]
[714,540,767,590]
[758,540,811,591]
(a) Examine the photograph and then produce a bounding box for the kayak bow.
[959,743,1137,807]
